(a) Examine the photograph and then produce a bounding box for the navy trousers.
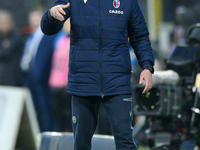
[72,95,138,150]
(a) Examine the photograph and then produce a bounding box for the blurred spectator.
[168,6,188,54]
[173,6,187,45]
[0,9,23,86]
[49,19,72,132]
[20,9,60,132]
[169,2,200,54]
[20,10,44,76]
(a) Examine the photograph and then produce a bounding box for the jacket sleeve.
[40,0,70,35]
[128,0,154,69]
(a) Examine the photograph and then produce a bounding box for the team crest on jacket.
[113,0,120,8]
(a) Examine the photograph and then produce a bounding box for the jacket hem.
[67,90,132,97]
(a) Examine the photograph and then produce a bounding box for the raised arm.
[40,1,70,35]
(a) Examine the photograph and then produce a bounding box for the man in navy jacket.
[41,0,155,149]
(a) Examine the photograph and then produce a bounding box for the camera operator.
[183,22,200,150]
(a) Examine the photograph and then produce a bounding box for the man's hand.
[139,69,153,94]
[50,3,70,21]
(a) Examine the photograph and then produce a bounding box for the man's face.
[0,14,12,34]
[29,11,43,31]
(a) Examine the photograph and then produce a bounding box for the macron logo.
[109,10,124,15]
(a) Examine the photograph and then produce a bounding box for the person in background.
[0,9,23,86]
[49,19,72,132]
[20,9,60,132]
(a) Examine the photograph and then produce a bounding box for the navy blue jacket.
[41,0,155,97]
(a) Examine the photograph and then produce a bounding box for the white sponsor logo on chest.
[109,10,124,14]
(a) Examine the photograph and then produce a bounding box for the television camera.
[133,46,200,150]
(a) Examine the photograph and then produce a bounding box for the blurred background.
[1,0,200,150]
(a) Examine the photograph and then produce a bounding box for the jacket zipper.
[99,0,104,98]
